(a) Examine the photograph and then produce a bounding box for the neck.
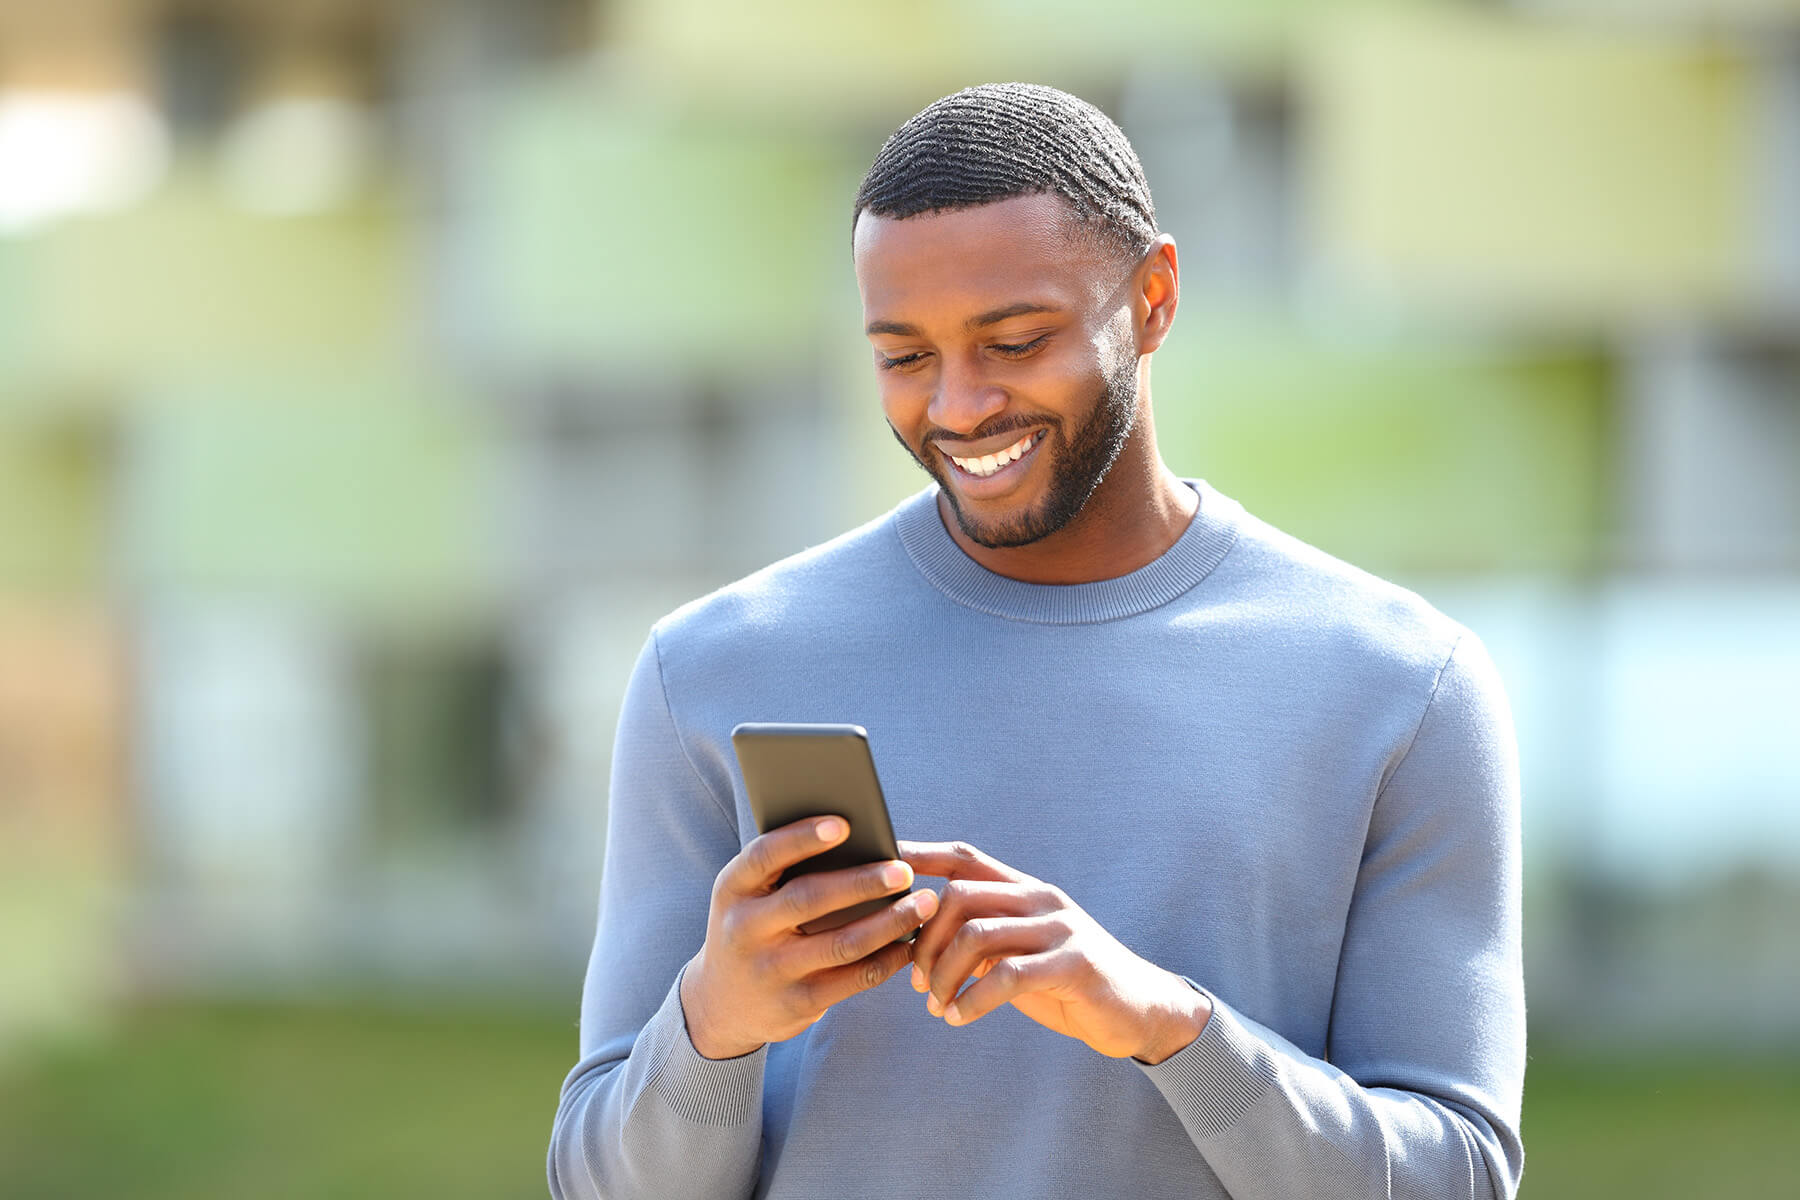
[937,407,1198,585]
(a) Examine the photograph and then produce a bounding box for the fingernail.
[910,965,925,991]
[943,1002,963,1025]
[816,818,846,842]
[880,862,909,889]
[926,993,942,1017]
[914,890,938,919]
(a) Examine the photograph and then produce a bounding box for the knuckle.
[781,878,816,920]
[830,926,861,966]
[949,841,981,864]
[936,888,964,928]
[719,907,754,952]
[788,978,819,1019]
[861,957,886,989]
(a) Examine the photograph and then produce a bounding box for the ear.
[1134,236,1179,355]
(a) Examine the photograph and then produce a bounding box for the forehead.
[852,193,1114,324]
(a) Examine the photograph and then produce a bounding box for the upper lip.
[930,427,1043,460]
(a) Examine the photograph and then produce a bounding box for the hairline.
[851,189,1149,274]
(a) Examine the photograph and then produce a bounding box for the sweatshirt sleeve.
[546,631,767,1200]
[1137,631,1527,1200]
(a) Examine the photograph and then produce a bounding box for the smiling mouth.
[942,430,1045,478]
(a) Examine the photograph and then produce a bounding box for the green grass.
[1519,1047,1800,1198]
[1,1001,1795,1198]
[0,999,578,1200]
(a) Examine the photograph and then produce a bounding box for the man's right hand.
[678,816,939,1060]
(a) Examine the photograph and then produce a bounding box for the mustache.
[922,415,1058,450]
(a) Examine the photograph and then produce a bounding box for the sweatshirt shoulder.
[1221,501,1471,676]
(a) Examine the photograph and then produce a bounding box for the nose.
[926,352,1007,437]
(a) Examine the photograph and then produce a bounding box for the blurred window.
[360,638,511,847]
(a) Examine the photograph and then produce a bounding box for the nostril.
[927,383,1008,434]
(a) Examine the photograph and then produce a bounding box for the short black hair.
[852,82,1158,265]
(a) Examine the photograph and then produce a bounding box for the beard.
[894,350,1140,549]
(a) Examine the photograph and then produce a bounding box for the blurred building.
[1,0,1796,1056]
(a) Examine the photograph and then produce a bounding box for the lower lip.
[939,431,1045,500]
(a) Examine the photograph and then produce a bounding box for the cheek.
[1030,353,1104,406]
[878,377,927,434]
[1098,312,1138,375]
[1038,332,1109,382]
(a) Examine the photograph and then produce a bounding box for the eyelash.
[878,334,1051,371]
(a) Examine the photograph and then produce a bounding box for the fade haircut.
[852,82,1158,266]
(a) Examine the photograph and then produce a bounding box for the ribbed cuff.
[642,964,767,1126]
[1137,984,1280,1139]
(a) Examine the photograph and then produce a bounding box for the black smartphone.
[730,722,913,937]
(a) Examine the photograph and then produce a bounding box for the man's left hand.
[899,840,1212,1065]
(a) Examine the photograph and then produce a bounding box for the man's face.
[852,193,1143,549]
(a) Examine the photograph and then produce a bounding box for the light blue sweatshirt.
[547,478,1525,1199]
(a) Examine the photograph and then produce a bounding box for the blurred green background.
[2,1,1797,1197]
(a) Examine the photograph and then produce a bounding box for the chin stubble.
[897,355,1139,550]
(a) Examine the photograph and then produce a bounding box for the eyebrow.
[865,302,1062,338]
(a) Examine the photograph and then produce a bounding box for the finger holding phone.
[902,839,1212,1065]
[679,815,939,1060]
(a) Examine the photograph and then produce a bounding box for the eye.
[877,350,929,371]
[991,333,1051,358]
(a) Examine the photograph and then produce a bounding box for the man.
[547,83,1524,1200]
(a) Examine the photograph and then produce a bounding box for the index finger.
[898,840,1027,884]
[726,816,850,896]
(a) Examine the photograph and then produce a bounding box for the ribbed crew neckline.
[892,478,1243,625]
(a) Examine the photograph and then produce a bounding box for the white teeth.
[951,432,1037,477]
